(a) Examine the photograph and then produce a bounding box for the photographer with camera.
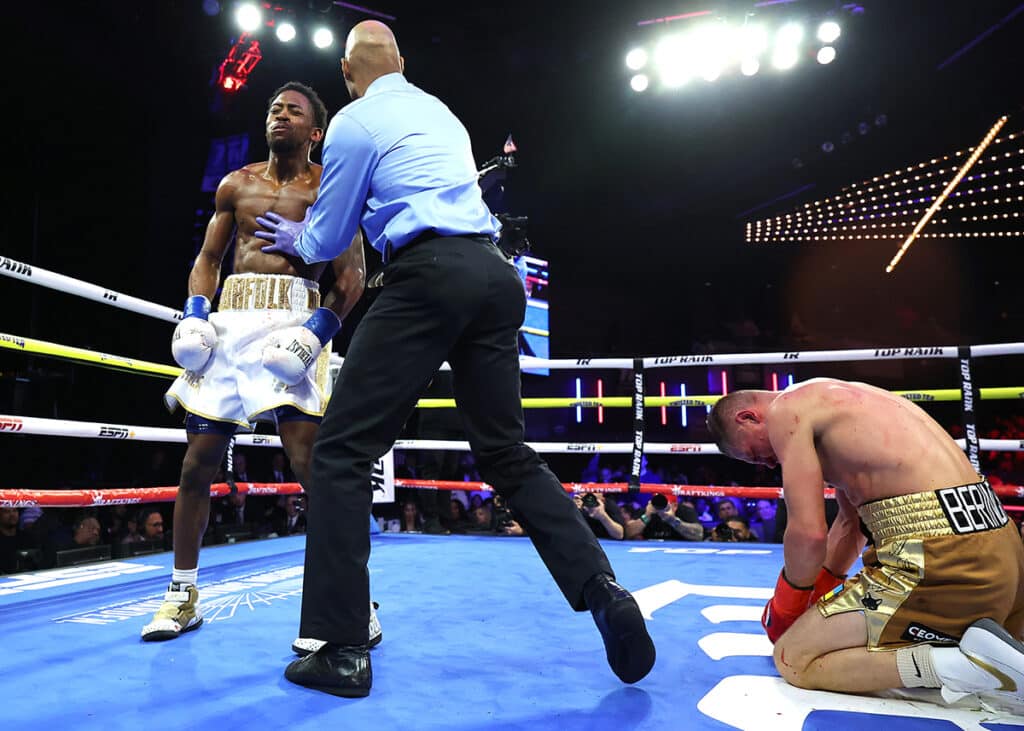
[708,516,758,543]
[625,494,704,541]
[573,492,626,540]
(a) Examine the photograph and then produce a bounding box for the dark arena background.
[2,1,1024,729]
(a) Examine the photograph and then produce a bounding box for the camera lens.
[581,493,598,508]
[650,494,667,510]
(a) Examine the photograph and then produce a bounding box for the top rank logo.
[0,334,26,348]
[0,418,24,432]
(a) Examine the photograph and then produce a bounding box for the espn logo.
[936,482,1008,535]
[98,426,130,439]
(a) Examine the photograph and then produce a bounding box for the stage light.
[235,3,261,32]
[777,23,804,46]
[772,45,799,70]
[626,48,648,70]
[737,24,769,57]
[740,57,760,76]
[654,35,690,88]
[630,73,649,92]
[701,66,721,82]
[276,22,296,42]
[817,46,836,65]
[817,21,841,43]
[313,27,334,49]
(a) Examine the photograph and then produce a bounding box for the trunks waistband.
[859,478,1008,543]
[218,273,320,312]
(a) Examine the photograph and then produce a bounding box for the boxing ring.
[3,256,1024,730]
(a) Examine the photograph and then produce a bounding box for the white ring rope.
[4,255,1024,370]
[3,414,1023,454]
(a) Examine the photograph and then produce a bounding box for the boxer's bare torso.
[767,378,979,506]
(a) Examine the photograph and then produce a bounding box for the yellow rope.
[4,332,1022,408]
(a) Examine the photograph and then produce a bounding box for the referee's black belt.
[383,230,494,264]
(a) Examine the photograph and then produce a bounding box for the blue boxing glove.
[255,209,310,258]
[171,295,217,372]
[262,308,342,385]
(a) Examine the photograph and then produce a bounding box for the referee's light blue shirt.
[294,72,500,264]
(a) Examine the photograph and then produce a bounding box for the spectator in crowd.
[708,517,759,543]
[273,494,307,536]
[102,504,131,543]
[638,456,663,484]
[0,508,37,574]
[120,514,144,544]
[573,493,626,540]
[217,491,261,527]
[139,509,165,543]
[61,515,102,550]
[748,499,779,542]
[468,500,493,532]
[714,499,740,522]
[232,453,250,482]
[448,499,471,532]
[270,452,293,484]
[400,499,423,532]
[625,496,704,541]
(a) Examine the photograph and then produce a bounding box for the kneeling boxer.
[709,378,1024,704]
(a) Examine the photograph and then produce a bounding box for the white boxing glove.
[171,295,217,372]
[262,308,342,386]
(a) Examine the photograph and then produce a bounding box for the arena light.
[312,27,334,49]
[886,115,1009,273]
[630,73,650,92]
[771,44,799,70]
[737,24,769,58]
[235,3,261,32]
[817,46,836,64]
[817,21,841,43]
[776,22,804,46]
[626,47,648,70]
[654,35,691,88]
[740,57,760,76]
[276,22,296,42]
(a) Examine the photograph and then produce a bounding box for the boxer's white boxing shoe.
[141,583,203,641]
[292,601,381,656]
[935,618,1024,703]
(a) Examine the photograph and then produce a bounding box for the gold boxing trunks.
[817,478,1024,650]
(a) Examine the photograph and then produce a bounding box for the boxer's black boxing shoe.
[285,643,372,698]
[584,573,656,684]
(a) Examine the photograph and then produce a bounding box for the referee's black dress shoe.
[584,573,656,684]
[285,643,372,697]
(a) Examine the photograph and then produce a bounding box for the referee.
[257,20,655,697]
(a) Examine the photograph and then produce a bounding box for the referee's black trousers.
[299,236,614,645]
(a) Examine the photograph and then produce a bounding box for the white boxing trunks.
[165,273,333,430]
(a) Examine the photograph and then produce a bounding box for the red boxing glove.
[809,566,847,604]
[761,570,814,644]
